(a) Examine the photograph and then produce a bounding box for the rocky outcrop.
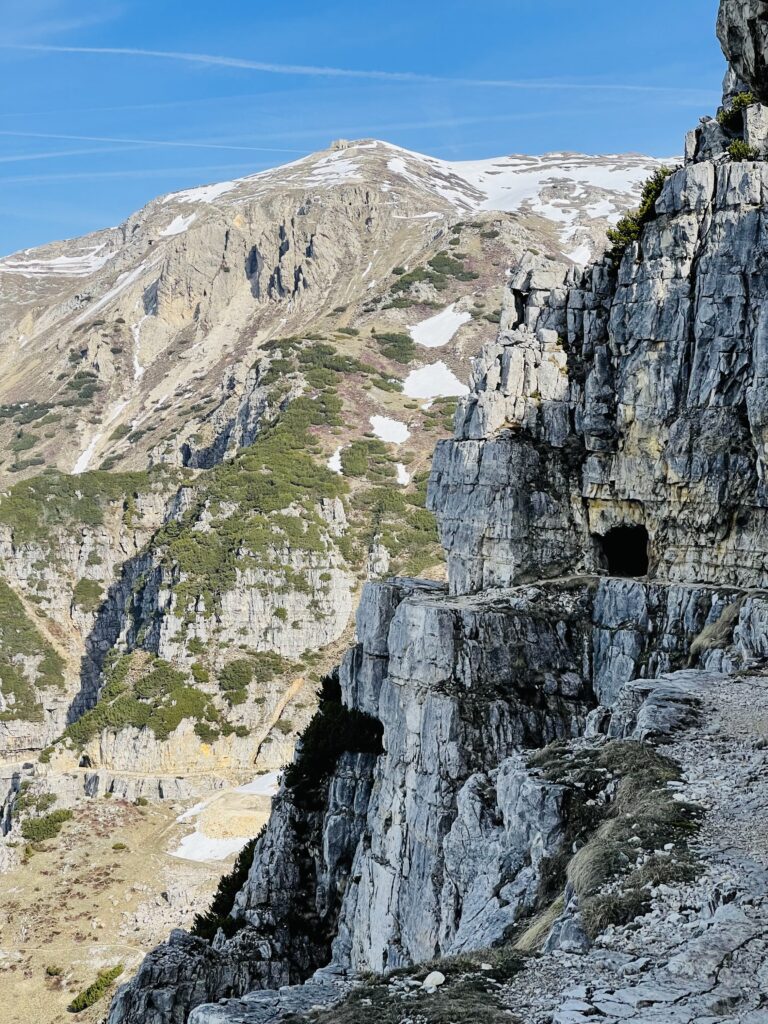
[430,155,768,595]
[0,485,173,752]
[135,499,353,666]
[108,571,756,1022]
[718,0,768,100]
[108,751,376,1023]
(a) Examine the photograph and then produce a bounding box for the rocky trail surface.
[498,672,768,1024]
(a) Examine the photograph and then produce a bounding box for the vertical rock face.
[108,577,745,1022]
[718,0,768,100]
[430,159,768,596]
[109,9,768,1024]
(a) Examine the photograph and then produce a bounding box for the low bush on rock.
[729,139,759,161]
[20,808,73,842]
[72,578,103,612]
[526,740,702,940]
[606,167,675,264]
[67,964,123,1013]
[373,331,416,364]
[717,91,755,133]
[308,946,525,1024]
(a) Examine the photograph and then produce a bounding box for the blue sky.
[1,0,724,256]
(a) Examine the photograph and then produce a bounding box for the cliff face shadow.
[65,549,155,727]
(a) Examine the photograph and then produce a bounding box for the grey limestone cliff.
[107,3,768,1022]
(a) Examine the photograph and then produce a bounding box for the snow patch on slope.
[72,433,102,475]
[170,831,250,863]
[160,213,197,237]
[166,181,238,205]
[235,771,281,796]
[409,304,471,348]
[0,244,113,278]
[74,262,158,326]
[370,416,410,444]
[306,153,362,186]
[403,362,469,400]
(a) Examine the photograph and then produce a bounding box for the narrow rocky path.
[500,671,768,1024]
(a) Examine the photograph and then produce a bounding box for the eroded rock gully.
[107,4,768,1022]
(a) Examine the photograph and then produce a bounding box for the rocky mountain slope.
[104,2,768,1023]
[0,143,663,777]
[0,144,667,481]
[0,137,669,1020]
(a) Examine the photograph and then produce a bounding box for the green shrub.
[20,809,73,842]
[428,251,479,281]
[72,578,103,612]
[0,580,65,723]
[340,439,396,482]
[717,91,755,132]
[728,139,758,162]
[10,432,38,453]
[219,659,254,690]
[373,332,416,364]
[67,964,123,1013]
[0,401,52,425]
[284,676,383,809]
[194,721,220,744]
[0,468,158,544]
[191,662,210,684]
[62,653,223,747]
[14,783,56,816]
[217,658,255,706]
[606,166,675,264]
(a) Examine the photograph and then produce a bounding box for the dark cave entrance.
[79,755,92,768]
[595,525,650,577]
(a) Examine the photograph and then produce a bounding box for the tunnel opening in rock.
[595,525,650,577]
[79,755,92,768]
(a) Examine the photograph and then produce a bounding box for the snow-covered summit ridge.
[163,138,674,220]
[0,139,673,277]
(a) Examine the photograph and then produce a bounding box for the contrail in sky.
[0,130,304,154]
[1,44,718,96]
